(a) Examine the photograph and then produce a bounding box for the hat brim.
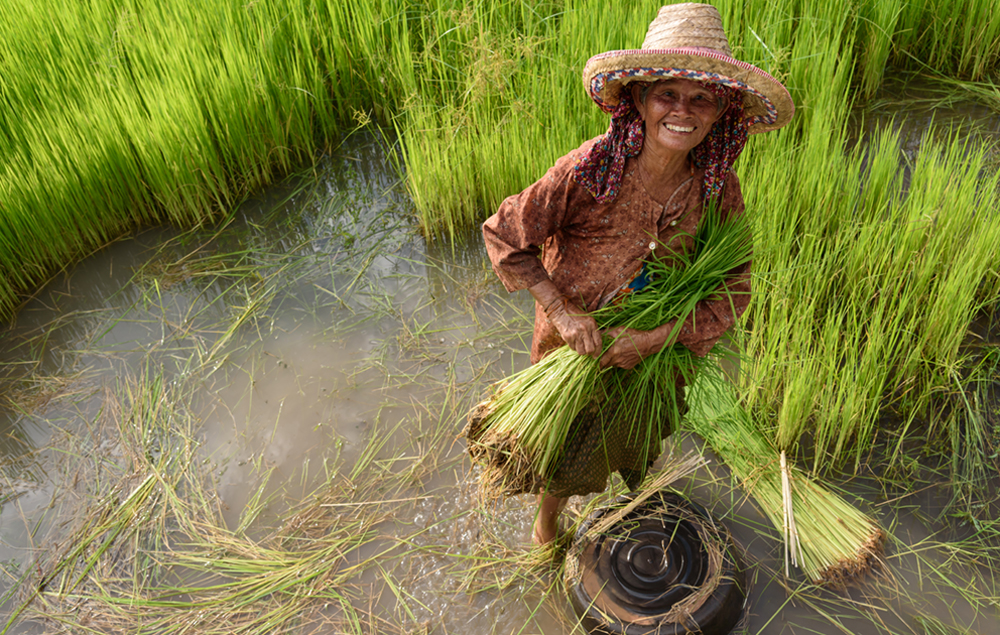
[582,48,794,133]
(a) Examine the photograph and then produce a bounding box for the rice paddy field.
[2,0,1000,633]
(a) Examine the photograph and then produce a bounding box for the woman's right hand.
[528,279,602,357]
[546,298,603,358]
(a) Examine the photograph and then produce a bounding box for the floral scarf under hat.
[573,83,748,203]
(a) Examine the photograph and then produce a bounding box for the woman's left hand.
[599,322,678,369]
[599,327,650,369]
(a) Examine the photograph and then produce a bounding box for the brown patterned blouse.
[483,137,751,364]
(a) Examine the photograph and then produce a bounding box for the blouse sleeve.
[674,171,753,357]
[481,145,594,293]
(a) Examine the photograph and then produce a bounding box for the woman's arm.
[483,142,606,358]
[482,148,587,294]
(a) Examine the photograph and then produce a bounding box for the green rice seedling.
[0,0,364,318]
[468,206,752,496]
[855,0,906,98]
[685,359,885,586]
[921,344,1000,504]
[733,37,1000,476]
[929,74,1000,114]
[890,0,1000,80]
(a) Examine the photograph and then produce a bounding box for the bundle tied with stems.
[466,203,752,499]
[684,360,887,586]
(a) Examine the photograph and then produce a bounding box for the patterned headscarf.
[573,82,748,203]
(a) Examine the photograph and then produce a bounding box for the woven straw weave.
[642,3,732,55]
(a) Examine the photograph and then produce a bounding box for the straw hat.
[582,3,794,133]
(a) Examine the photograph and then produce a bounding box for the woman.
[480,3,793,545]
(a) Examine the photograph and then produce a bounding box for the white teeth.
[665,123,694,133]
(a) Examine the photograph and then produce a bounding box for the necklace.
[663,174,694,212]
[637,157,695,207]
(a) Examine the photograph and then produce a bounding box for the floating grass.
[467,206,752,496]
[1,361,457,634]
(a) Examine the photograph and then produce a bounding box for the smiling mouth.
[664,123,695,133]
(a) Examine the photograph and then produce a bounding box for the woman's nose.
[669,95,694,115]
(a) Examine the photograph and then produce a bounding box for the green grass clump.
[0,0,375,318]
[743,122,1000,475]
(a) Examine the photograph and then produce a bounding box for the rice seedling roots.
[815,527,888,589]
[464,395,564,499]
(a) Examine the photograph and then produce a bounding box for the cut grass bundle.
[467,207,752,497]
[685,359,886,586]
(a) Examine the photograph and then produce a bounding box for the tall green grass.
[742,111,1000,474]
[0,0,366,318]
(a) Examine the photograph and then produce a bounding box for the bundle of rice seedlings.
[467,206,752,497]
[685,360,886,586]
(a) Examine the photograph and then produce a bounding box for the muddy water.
[1,86,999,634]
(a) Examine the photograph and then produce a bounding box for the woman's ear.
[630,83,647,121]
[714,96,731,123]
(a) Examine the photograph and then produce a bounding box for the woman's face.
[632,78,727,160]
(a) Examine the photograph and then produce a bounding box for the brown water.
[1,88,1000,634]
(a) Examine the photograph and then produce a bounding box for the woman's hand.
[547,299,603,358]
[600,321,679,369]
[528,279,602,358]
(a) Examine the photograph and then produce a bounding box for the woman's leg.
[533,491,568,545]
